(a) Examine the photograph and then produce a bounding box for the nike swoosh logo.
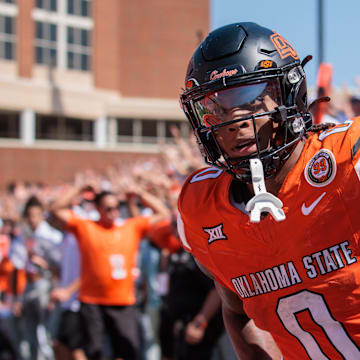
[301,192,326,216]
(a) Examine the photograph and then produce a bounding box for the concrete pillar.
[133,119,141,143]
[95,115,107,148]
[108,117,117,147]
[20,108,35,145]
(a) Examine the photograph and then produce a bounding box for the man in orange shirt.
[50,183,169,360]
[178,22,360,359]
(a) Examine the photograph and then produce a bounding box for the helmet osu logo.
[260,60,273,69]
[270,32,299,60]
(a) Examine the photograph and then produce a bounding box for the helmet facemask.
[181,65,310,182]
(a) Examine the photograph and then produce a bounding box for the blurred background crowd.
[309,74,360,125]
[0,125,239,360]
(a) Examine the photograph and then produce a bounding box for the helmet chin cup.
[245,159,286,223]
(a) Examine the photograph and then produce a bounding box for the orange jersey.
[0,235,26,295]
[0,234,10,292]
[147,219,182,254]
[178,119,360,359]
[0,258,26,295]
[66,213,151,306]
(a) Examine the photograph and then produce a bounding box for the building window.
[141,119,158,144]
[36,115,94,141]
[64,117,93,140]
[116,118,188,144]
[33,0,92,71]
[35,0,57,11]
[117,118,133,142]
[67,26,91,71]
[0,15,15,60]
[35,21,57,66]
[36,115,57,139]
[141,119,157,137]
[67,0,91,17]
[0,111,19,138]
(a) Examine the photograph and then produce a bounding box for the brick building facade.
[0,0,209,187]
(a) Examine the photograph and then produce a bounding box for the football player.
[178,22,360,359]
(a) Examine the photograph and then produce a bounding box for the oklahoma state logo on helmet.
[270,32,299,60]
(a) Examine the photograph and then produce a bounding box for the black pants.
[0,329,17,360]
[80,302,140,360]
[56,310,85,350]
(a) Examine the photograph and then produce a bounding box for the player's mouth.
[232,139,257,156]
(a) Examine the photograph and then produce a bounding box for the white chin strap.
[245,158,286,223]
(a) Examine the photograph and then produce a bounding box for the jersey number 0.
[276,290,360,359]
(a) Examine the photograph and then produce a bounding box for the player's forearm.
[193,287,221,326]
[222,305,273,360]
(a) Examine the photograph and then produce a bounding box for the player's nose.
[225,119,252,133]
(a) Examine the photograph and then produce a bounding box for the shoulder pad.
[189,167,223,183]
[318,120,352,141]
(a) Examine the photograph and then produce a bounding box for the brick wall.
[1,148,158,188]
[93,0,209,98]
[17,0,34,78]
[3,0,209,187]
[93,0,122,91]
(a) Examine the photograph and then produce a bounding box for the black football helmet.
[180,22,312,181]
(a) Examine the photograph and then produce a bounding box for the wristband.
[192,314,208,329]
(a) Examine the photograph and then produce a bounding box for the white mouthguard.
[245,158,286,223]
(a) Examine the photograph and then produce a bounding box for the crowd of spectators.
[0,126,228,360]
[309,75,360,124]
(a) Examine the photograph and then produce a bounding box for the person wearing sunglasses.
[50,182,169,360]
